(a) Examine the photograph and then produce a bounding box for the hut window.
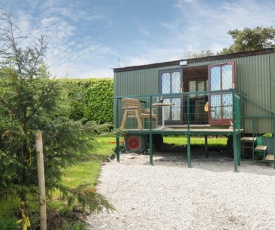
[158,68,183,123]
[208,62,236,125]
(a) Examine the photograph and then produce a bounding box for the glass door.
[208,62,236,125]
[158,69,183,125]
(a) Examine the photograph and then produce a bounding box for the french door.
[208,62,236,125]
[158,69,183,125]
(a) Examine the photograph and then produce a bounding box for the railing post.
[186,94,191,167]
[187,94,190,131]
[149,96,152,130]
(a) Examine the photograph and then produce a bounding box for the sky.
[1,0,275,79]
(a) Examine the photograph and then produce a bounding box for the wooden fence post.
[36,130,47,230]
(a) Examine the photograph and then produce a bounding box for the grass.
[61,136,116,188]
[52,136,117,229]
[163,135,227,147]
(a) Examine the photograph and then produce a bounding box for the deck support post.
[187,134,191,167]
[149,133,153,165]
[233,133,239,172]
[116,134,120,162]
[237,133,241,166]
[205,135,208,158]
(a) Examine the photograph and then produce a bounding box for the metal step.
[241,137,256,142]
[265,154,274,161]
[255,145,267,151]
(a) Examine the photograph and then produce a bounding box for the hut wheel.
[124,134,146,153]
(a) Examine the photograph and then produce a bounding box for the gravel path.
[88,151,275,230]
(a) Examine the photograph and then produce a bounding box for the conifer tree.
[0,6,114,227]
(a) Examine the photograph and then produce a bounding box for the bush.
[60,79,114,124]
[0,218,20,230]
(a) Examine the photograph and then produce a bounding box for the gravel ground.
[88,151,275,230]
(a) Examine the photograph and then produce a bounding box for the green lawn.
[163,135,227,147]
[61,136,116,188]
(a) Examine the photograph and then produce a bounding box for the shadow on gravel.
[132,143,274,174]
[150,143,233,160]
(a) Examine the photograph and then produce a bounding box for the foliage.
[183,27,275,57]
[60,79,89,121]
[263,133,272,138]
[219,26,275,54]
[0,6,113,228]
[0,217,20,230]
[61,135,116,189]
[183,49,214,58]
[84,79,113,124]
[58,184,115,214]
[60,79,114,124]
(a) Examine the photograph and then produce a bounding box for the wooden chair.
[120,98,157,129]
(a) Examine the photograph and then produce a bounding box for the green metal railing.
[115,89,239,131]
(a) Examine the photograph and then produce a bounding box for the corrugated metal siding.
[187,54,273,110]
[235,54,272,133]
[114,65,180,97]
[113,65,179,127]
[236,55,270,106]
[271,54,275,112]
[240,54,272,133]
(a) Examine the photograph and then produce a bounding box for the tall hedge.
[60,78,114,124]
[84,79,114,123]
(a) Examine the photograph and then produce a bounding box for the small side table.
[152,102,174,129]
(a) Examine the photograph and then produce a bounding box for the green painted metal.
[238,134,241,166]
[149,96,153,130]
[233,94,241,172]
[233,133,238,172]
[233,94,241,130]
[187,134,191,168]
[116,134,120,162]
[233,133,242,171]
[149,133,153,165]
[205,135,208,158]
